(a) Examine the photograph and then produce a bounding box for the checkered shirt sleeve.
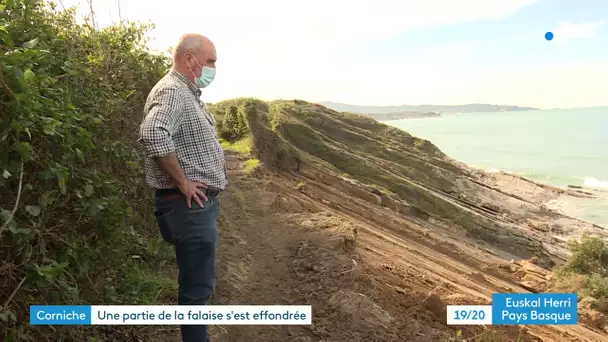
[139,86,183,158]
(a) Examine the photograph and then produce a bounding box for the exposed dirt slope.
[195,151,605,341]
[211,99,607,268]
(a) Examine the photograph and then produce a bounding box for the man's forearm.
[155,153,188,187]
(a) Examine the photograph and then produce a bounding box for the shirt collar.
[170,69,202,98]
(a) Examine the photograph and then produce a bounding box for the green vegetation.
[232,188,245,208]
[369,183,397,197]
[0,1,175,340]
[212,98,302,172]
[219,136,253,154]
[553,235,608,312]
[242,158,260,174]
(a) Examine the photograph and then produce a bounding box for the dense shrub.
[212,97,269,142]
[554,236,608,312]
[211,98,301,171]
[219,104,249,141]
[0,0,175,340]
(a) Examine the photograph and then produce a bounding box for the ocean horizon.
[386,106,608,228]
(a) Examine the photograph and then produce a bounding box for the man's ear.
[184,53,194,68]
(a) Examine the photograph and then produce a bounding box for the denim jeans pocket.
[154,208,178,244]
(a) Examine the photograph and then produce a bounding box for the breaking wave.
[583,177,608,190]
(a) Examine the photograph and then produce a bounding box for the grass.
[220,136,253,154]
[119,262,177,304]
[242,158,260,174]
[296,181,306,192]
[233,188,246,208]
[369,183,397,197]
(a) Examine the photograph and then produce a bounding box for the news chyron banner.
[30,305,311,325]
[447,293,578,325]
[30,293,577,326]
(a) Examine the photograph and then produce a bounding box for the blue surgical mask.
[190,57,216,88]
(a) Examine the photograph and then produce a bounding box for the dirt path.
[157,151,606,342]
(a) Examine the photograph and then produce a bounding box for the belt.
[155,187,221,198]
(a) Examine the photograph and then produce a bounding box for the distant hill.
[319,101,538,119]
[354,111,441,121]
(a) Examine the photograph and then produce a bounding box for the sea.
[385,107,608,228]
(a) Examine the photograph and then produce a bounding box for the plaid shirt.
[139,69,227,190]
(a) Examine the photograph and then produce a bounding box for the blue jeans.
[154,189,220,342]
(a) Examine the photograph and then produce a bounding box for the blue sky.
[60,0,608,108]
[348,0,607,73]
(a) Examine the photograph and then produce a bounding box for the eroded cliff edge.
[211,98,607,269]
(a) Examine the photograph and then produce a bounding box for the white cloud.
[550,21,605,44]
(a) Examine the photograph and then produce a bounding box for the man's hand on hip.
[153,153,208,208]
[177,179,209,208]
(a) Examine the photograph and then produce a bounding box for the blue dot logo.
[545,32,554,41]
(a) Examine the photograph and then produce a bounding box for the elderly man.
[139,33,227,342]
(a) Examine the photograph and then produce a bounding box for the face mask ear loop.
[193,56,204,73]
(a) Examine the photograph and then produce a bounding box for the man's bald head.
[172,33,217,84]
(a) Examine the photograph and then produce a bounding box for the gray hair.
[173,33,205,61]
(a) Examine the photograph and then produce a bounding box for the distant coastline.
[385,107,608,228]
[357,111,440,121]
[320,101,538,120]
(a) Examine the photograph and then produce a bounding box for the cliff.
[206,98,608,341]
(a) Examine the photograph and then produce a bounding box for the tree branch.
[0,63,15,98]
[0,163,24,236]
[3,276,26,307]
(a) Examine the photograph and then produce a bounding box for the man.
[138,33,227,342]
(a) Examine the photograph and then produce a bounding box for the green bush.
[560,235,608,276]
[211,98,301,171]
[554,235,608,312]
[0,0,175,340]
[213,97,268,142]
[220,104,248,141]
